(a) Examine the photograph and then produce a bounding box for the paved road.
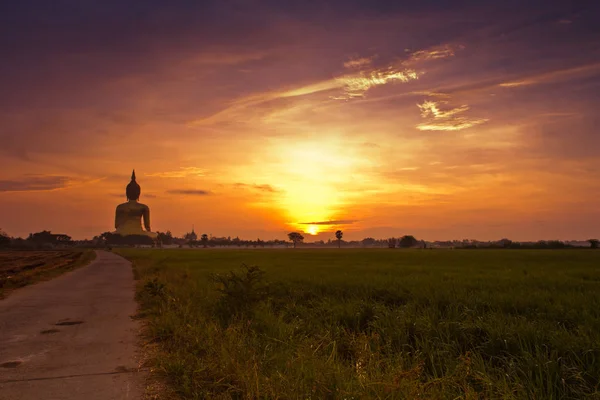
[0,251,145,400]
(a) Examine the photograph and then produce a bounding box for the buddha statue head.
[126,170,141,201]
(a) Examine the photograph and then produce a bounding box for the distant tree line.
[0,227,598,251]
[0,229,73,250]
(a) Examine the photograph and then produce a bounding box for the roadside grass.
[119,249,600,399]
[0,250,96,298]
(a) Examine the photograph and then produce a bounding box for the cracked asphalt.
[0,251,145,400]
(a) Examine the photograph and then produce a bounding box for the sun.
[306,225,319,235]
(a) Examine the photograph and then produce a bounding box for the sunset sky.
[1,0,599,241]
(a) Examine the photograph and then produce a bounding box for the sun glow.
[273,140,369,226]
[305,225,320,235]
[228,137,375,232]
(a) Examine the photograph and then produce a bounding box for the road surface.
[0,251,145,400]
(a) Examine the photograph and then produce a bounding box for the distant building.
[184,227,197,242]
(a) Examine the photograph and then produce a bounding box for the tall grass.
[119,249,600,399]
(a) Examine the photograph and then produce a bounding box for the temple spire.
[131,169,136,181]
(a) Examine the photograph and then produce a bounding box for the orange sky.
[1,1,599,241]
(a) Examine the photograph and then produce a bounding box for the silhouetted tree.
[335,230,343,248]
[27,230,72,245]
[361,237,377,247]
[288,232,304,248]
[157,231,174,245]
[0,229,10,248]
[387,238,397,248]
[589,239,599,249]
[201,234,209,248]
[398,235,418,248]
[499,238,513,248]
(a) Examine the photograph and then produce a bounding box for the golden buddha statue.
[114,170,157,239]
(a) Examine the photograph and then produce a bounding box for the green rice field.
[117,249,600,399]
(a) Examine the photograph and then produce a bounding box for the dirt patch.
[40,328,61,334]
[0,250,95,298]
[1,361,22,368]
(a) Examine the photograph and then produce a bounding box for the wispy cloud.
[234,183,281,193]
[0,175,72,192]
[189,43,459,126]
[166,189,212,195]
[416,99,488,131]
[498,81,533,88]
[343,56,375,69]
[498,62,600,89]
[146,167,206,178]
[333,68,420,100]
[299,220,358,225]
[406,44,459,64]
[330,44,459,100]
[399,167,420,171]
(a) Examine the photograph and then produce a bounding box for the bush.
[210,264,269,321]
[143,277,167,298]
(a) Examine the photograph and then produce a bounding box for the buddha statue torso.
[114,170,157,239]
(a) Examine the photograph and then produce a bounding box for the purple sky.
[1,0,599,241]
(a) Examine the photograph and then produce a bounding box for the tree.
[387,238,397,248]
[361,237,377,247]
[27,230,72,245]
[335,230,343,248]
[157,231,174,245]
[398,235,418,248]
[288,232,304,248]
[0,229,10,248]
[201,234,209,248]
[589,239,599,249]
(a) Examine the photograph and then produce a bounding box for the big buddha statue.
[114,170,157,239]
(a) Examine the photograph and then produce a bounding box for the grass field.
[0,250,96,298]
[118,248,600,399]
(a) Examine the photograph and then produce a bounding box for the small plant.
[210,264,269,318]
[144,277,166,298]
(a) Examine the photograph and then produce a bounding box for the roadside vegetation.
[0,250,96,298]
[120,249,600,399]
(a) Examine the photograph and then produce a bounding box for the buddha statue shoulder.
[114,170,157,239]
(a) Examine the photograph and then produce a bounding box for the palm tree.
[335,230,343,248]
[201,233,209,248]
[287,232,304,248]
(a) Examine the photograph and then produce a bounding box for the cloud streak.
[497,62,600,89]
[0,175,72,192]
[416,100,488,131]
[299,220,358,225]
[166,189,212,196]
[406,44,459,64]
[146,167,207,178]
[234,183,281,193]
[333,68,420,100]
[343,56,375,69]
[189,52,427,126]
